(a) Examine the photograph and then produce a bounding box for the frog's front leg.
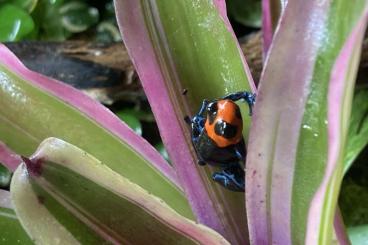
[222,91,256,115]
[186,99,209,142]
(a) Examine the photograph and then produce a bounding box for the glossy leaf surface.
[0,163,11,188]
[227,0,261,28]
[11,138,228,245]
[0,44,193,219]
[0,4,35,41]
[115,0,255,243]
[246,1,368,244]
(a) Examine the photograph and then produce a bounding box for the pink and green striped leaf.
[0,190,32,244]
[114,0,255,243]
[0,44,193,219]
[246,0,368,244]
[261,0,286,56]
[11,138,229,244]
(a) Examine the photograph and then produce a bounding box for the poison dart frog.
[185,91,256,192]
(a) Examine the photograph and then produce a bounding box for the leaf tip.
[21,156,43,177]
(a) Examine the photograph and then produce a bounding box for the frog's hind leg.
[212,163,245,192]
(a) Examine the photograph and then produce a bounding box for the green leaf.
[344,87,368,173]
[0,45,193,219]
[9,0,38,13]
[227,0,262,28]
[0,190,33,244]
[155,142,170,163]
[0,163,11,188]
[245,0,368,244]
[0,4,35,41]
[115,1,256,243]
[116,110,142,136]
[31,0,67,40]
[11,138,228,244]
[348,225,368,245]
[59,1,99,33]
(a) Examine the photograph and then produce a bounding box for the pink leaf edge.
[0,44,180,189]
[114,0,221,232]
[262,0,273,56]
[0,141,22,172]
[305,8,368,244]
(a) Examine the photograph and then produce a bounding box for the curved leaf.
[11,138,229,244]
[344,87,368,173]
[0,44,193,219]
[115,0,255,243]
[246,1,368,244]
[261,0,286,56]
[334,207,350,245]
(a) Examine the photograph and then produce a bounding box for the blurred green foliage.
[339,86,368,233]
[343,86,368,173]
[116,109,143,136]
[340,146,368,226]
[0,163,11,188]
[0,0,263,42]
[348,225,368,244]
[226,0,262,28]
[0,0,121,42]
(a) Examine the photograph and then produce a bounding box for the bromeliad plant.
[0,0,368,244]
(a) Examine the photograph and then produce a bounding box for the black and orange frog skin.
[186,91,256,192]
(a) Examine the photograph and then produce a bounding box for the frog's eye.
[214,120,237,139]
[207,102,218,114]
[207,102,218,124]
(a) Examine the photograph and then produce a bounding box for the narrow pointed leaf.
[0,44,193,219]
[11,138,229,244]
[261,0,286,56]
[333,207,351,245]
[344,87,368,173]
[0,190,32,244]
[246,1,368,245]
[115,0,255,243]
